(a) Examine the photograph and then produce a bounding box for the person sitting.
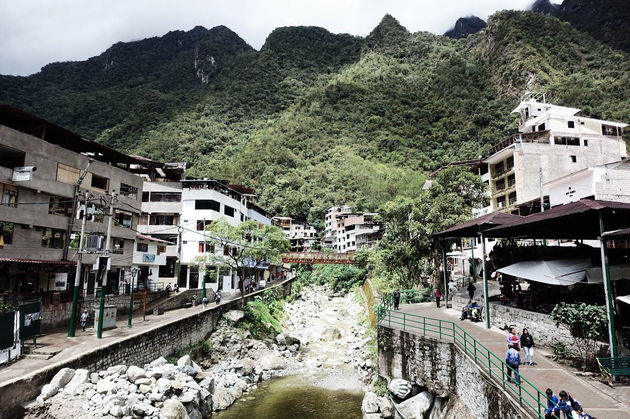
[553,390,581,418]
[574,406,593,419]
[544,388,559,419]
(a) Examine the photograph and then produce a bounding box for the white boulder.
[160,399,189,419]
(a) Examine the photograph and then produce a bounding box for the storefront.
[0,258,76,305]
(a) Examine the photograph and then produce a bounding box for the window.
[507,174,516,188]
[159,257,177,277]
[1,183,18,207]
[114,209,133,228]
[506,156,514,170]
[48,195,73,216]
[567,137,580,146]
[90,174,109,191]
[197,220,205,231]
[538,123,545,131]
[56,163,80,185]
[137,243,149,252]
[157,245,166,254]
[495,179,505,191]
[198,241,214,253]
[568,121,575,129]
[0,145,25,169]
[570,155,577,163]
[149,214,178,225]
[584,139,588,147]
[223,205,235,217]
[138,214,149,225]
[144,192,181,202]
[496,195,506,208]
[0,222,15,244]
[119,183,138,199]
[508,192,517,206]
[554,136,579,146]
[195,199,220,211]
[602,124,620,136]
[41,228,67,248]
[113,238,125,251]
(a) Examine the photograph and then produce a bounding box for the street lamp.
[128,266,140,328]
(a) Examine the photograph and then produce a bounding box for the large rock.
[223,310,245,324]
[321,326,342,341]
[156,377,172,393]
[361,392,380,414]
[180,365,198,377]
[388,378,412,400]
[160,399,189,419]
[96,379,116,394]
[177,355,193,367]
[397,391,434,418]
[105,365,127,376]
[38,384,58,401]
[259,353,286,370]
[212,386,237,411]
[64,368,89,393]
[126,365,147,383]
[378,396,395,418]
[50,368,75,390]
[149,356,168,367]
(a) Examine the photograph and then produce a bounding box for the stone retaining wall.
[452,296,573,347]
[378,326,527,419]
[0,277,294,419]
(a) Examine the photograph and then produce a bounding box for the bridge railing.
[282,251,357,264]
[377,292,558,419]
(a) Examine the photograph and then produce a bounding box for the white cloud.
[0,0,541,76]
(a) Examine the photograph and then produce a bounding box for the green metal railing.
[377,291,558,419]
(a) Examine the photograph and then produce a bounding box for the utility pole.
[63,160,92,261]
[202,218,206,299]
[128,267,139,328]
[176,226,183,290]
[97,191,116,339]
[68,191,89,337]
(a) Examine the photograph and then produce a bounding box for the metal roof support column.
[599,213,618,358]
[442,242,449,307]
[470,238,476,282]
[480,233,491,329]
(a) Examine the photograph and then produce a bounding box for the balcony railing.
[489,130,550,156]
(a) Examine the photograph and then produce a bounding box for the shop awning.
[585,265,630,284]
[617,295,630,306]
[0,258,76,265]
[496,258,592,285]
[433,212,522,238]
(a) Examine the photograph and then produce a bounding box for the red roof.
[136,233,174,244]
[0,258,76,265]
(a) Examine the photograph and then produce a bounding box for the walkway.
[0,278,289,386]
[385,302,630,419]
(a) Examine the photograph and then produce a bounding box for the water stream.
[215,288,368,418]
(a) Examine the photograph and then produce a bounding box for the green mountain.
[1,11,630,225]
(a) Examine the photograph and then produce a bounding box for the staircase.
[23,343,62,360]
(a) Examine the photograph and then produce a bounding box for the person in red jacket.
[434,289,442,308]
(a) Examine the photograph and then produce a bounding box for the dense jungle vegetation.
[2,11,630,225]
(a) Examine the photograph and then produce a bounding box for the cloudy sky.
[0,0,550,76]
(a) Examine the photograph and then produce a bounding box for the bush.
[242,289,286,339]
[316,264,366,292]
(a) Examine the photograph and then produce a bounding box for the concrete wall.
[0,276,294,419]
[452,296,573,347]
[378,326,526,419]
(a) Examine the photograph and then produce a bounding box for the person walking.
[393,290,401,310]
[520,328,535,366]
[214,291,221,305]
[505,343,521,384]
[434,289,442,308]
[544,388,559,419]
[80,309,89,332]
[467,281,476,301]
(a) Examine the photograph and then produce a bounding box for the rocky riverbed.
[24,285,374,418]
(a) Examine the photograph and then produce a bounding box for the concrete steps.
[23,344,62,360]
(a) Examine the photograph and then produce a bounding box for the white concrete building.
[323,205,351,248]
[131,233,171,290]
[547,159,630,207]
[333,211,382,253]
[179,180,273,294]
[272,216,318,251]
[484,92,627,214]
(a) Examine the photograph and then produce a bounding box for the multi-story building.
[272,216,318,251]
[484,92,627,214]
[323,205,352,248]
[0,105,145,301]
[335,212,382,252]
[131,233,171,290]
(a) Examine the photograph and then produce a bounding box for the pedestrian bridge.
[281,251,357,264]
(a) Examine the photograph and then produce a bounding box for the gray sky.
[0,0,553,76]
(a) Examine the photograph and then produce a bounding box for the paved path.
[0,278,289,386]
[384,303,630,419]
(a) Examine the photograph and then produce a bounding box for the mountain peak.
[366,14,408,46]
[444,16,487,39]
[530,0,560,16]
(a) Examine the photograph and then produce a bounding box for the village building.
[271,216,318,251]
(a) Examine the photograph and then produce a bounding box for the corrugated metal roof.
[0,258,76,265]
[434,212,522,238]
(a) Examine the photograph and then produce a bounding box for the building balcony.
[488,130,551,156]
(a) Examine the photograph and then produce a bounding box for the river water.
[215,287,368,418]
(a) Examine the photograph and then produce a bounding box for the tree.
[204,219,290,303]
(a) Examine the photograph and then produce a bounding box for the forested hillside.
[1,11,630,224]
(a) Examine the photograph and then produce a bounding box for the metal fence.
[377,291,558,419]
